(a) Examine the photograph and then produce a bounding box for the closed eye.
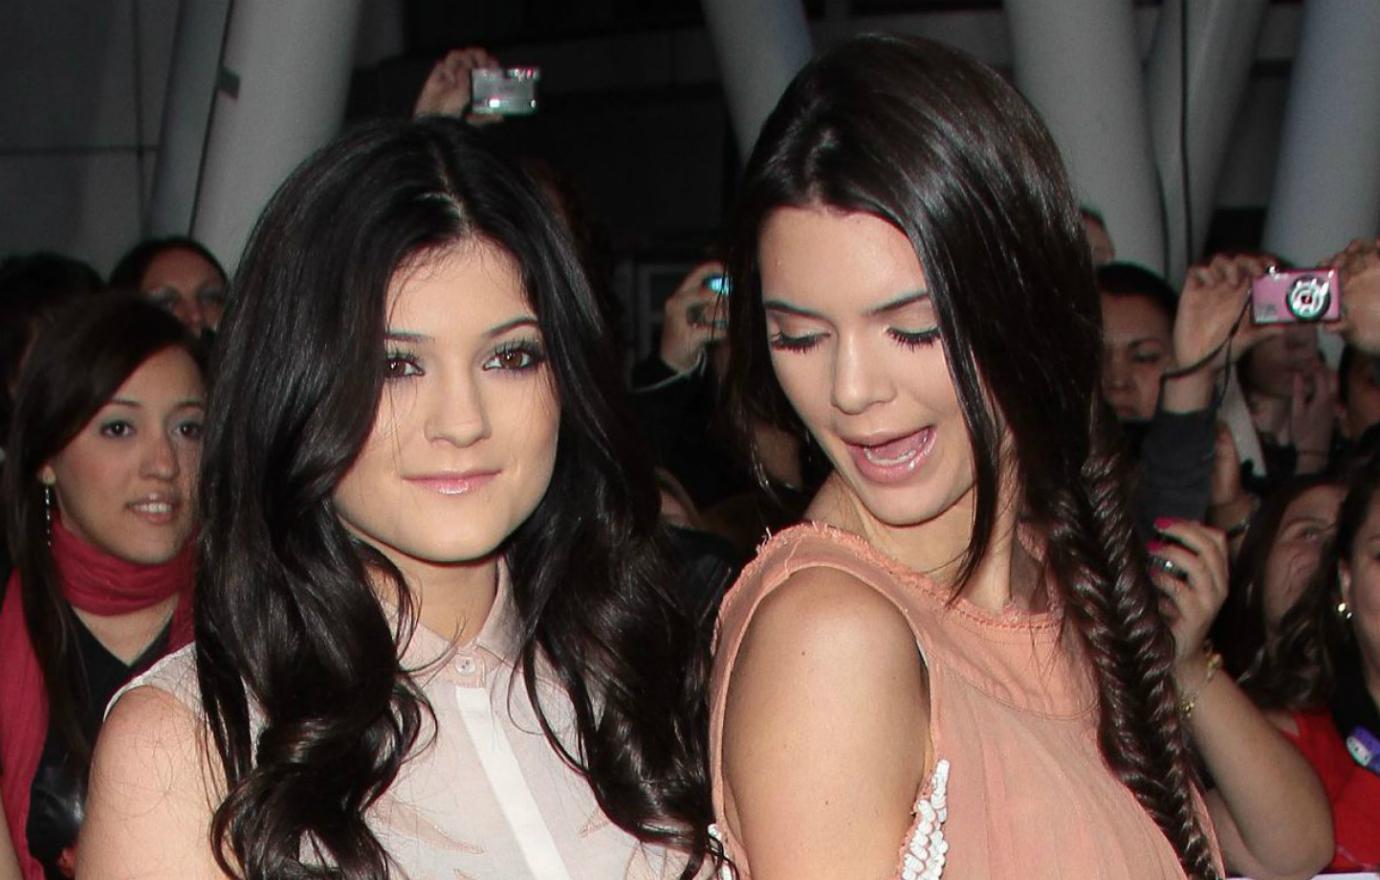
[889,328,940,349]
[768,331,824,353]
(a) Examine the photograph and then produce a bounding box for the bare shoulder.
[79,685,230,879]
[721,565,929,879]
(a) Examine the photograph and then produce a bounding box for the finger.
[1149,542,1215,602]
[1151,524,1228,601]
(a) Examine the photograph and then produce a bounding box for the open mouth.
[845,428,935,483]
[128,498,179,524]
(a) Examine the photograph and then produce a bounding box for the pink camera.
[1249,266,1342,324]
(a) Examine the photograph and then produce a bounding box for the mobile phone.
[470,67,540,116]
[1249,266,1342,325]
[703,273,731,296]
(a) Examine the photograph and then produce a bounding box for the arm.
[1139,255,1280,530]
[0,797,19,880]
[1151,521,1332,880]
[722,567,929,880]
[77,686,230,879]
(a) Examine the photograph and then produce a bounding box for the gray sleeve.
[1135,405,1217,535]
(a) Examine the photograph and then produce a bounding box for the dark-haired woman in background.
[81,118,713,879]
[0,296,203,879]
[109,236,227,337]
[708,35,1325,880]
[1240,459,1380,871]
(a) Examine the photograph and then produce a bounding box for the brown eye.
[483,341,545,372]
[384,354,422,379]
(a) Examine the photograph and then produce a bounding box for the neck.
[810,462,1044,615]
[378,551,500,646]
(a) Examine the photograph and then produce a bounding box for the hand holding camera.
[413,47,510,123]
[659,261,729,373]
[1328,237,1380,356]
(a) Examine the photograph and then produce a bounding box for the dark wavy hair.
[723,34,1217,878]
[194,117,712,878]
[1240,456,1380,710]
[3,294,201,771]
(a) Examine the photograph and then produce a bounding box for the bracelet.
[1179,646,1224,719]
[1223,506,1255,539]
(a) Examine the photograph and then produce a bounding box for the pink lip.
[843,428,934,485]
[405,471,498,496]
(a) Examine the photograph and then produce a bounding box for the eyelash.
[768,328,940,353]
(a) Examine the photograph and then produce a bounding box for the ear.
[38,464,56,487]
[1339,560,1354,609]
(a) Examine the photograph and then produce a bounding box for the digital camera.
[470,67,540,116]
[1249,266,1342,325]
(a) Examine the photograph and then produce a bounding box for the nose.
[1103,350,1132,393]
[424,370,491,447]
[830,333,893,415]
[141,431,180,480]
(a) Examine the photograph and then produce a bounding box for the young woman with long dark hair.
[1242,457,1380,871]
[0,295,204,879]
[706,35,1322,879]
[79,117,712,879]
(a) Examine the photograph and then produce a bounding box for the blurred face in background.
[1340,493,1380,682]
[40,346,205,563]
[1082,213,1115,265]
[1242,324,1320,400]
[140,247,227,335]
[1099,292,1173,422]
[1261,484,1345,631]
[1341,349,1380,441]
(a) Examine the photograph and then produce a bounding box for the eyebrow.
[107,397,205,409]
[764,290,930,320]
[384,315,540,343]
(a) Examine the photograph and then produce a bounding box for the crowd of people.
[0,32,1377,880]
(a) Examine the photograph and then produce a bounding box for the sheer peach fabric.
[709,523,1218,879]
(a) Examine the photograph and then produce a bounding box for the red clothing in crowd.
[1284,708,1380,872]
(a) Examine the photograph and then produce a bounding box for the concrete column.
[1146,0,1268,281]
[147,0,231,237]
[1262,0,1380,267]
[192,0,364,270]
[1005,0,1165,273]
[701,0,813,160]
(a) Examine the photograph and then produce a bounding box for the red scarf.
[0,518,195,879]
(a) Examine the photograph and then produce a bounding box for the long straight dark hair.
[4,294,200,770]
[195,117,712,878]
[724,35,1217,878]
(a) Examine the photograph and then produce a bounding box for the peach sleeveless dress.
[708,523,1219,879]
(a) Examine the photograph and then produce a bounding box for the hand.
[1329,237,1380,355]
[1290,356,1337,473]
[1209,421,1244,509]
[659,261,727,373]
[413,47,502,122]
[1175,254,1282,374]
[1148,519,1229,677]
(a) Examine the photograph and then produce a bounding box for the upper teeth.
[132,501,172,514]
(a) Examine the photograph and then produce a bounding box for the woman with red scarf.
[0,294,203,879]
